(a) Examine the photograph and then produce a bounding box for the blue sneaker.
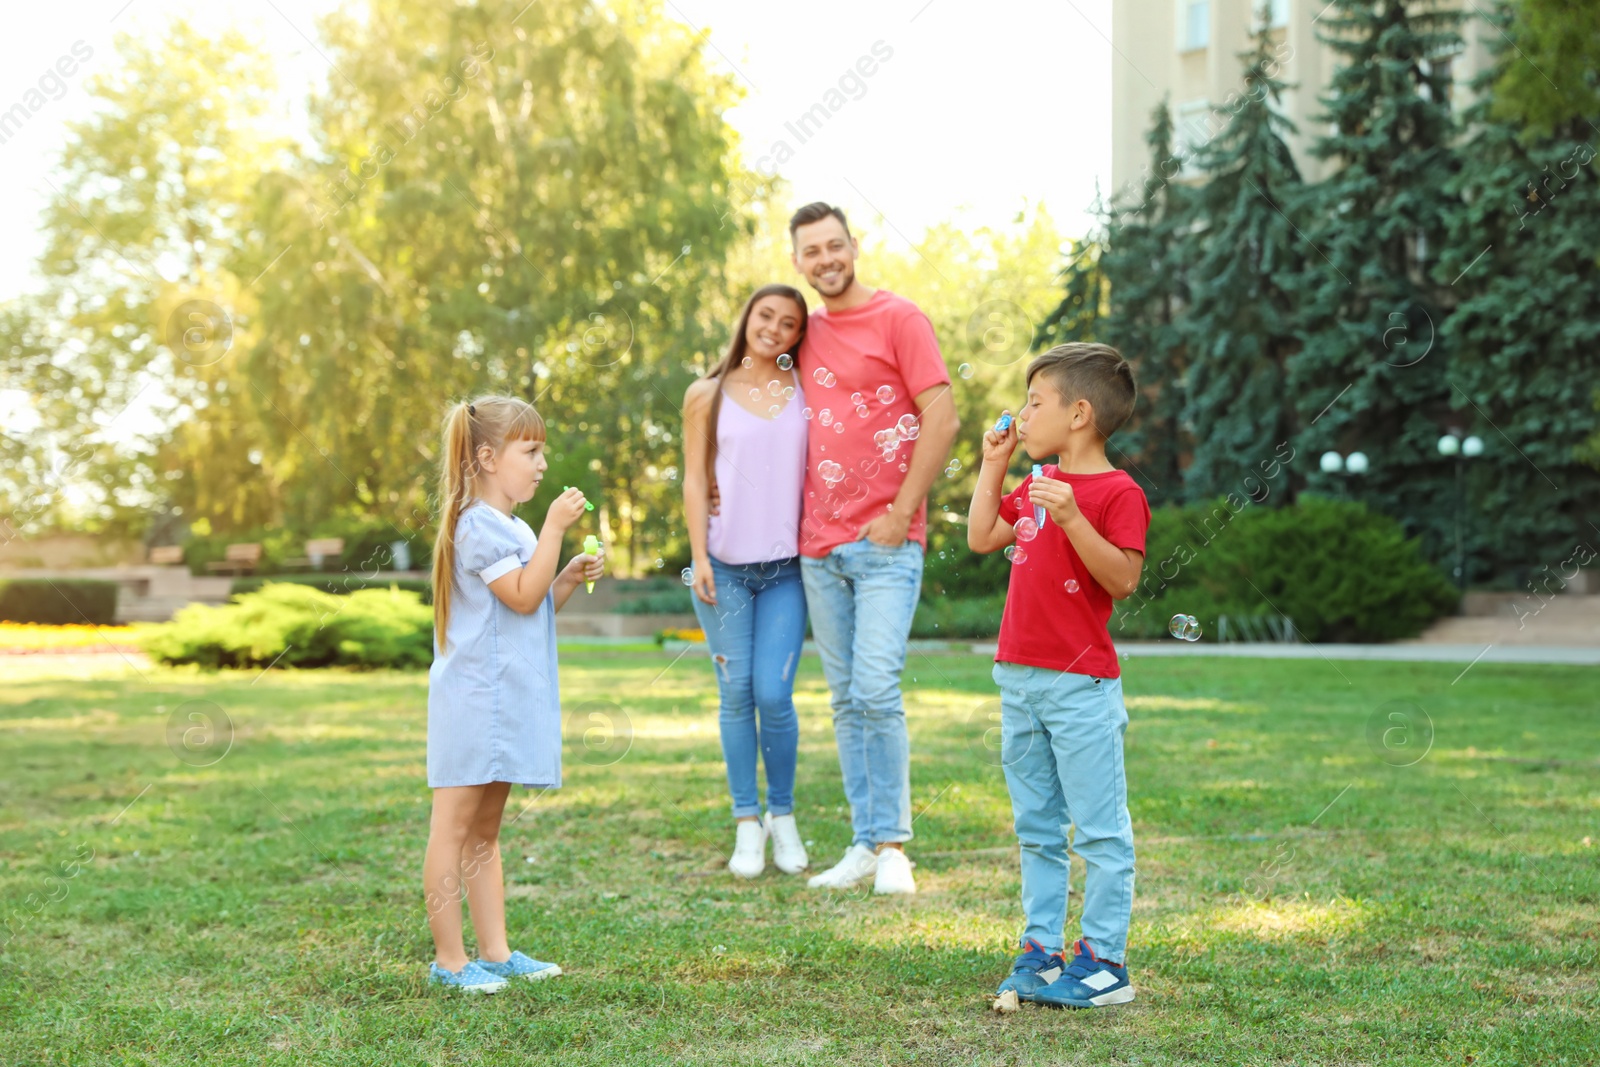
[429,960,508,994]
[477,950,562,981]
[1033,939,1135,1008]
[995,938,1066,1001]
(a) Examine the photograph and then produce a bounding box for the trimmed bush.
[0,579,119,625]
[141,582,433,669]
[230,575,433,604]
[1113,496,1458,642]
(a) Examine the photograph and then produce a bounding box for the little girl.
[423,395,604,993]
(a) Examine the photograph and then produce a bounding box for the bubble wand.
[1031,464,1047,529]
[582,534,601,594]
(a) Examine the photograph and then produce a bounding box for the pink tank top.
[707,372,807,564]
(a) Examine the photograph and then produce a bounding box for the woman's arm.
[682,379,719,605]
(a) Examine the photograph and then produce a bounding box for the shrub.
[230,575,433,603]
[1115,496,1458,643]
[141,582,433,669]
[0,579,119,625]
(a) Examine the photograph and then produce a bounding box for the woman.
[682,284,811,879]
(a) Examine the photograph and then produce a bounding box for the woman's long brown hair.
[699,284,808,484]
[431,395,546,650]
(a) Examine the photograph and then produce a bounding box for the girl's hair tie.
[467,403,476,416]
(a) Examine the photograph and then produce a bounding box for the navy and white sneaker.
[995,938,1066,1001]
[1033,939,1134,1008]
[477,950,562,981]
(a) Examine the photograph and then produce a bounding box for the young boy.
[967,342,1150,1009]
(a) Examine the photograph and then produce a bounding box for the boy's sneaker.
[429,961,508,994]
[995,938,1067,1001]
[476,950,562,981]
[807,843,878,889]
[766,812,809,874]
[1033,939,1135,1008]
[872,846,916,895]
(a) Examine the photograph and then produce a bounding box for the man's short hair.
[789,201,851,243]
[1025,343,1137,439]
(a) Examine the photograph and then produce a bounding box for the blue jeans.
[800,539,924,847]
[691,556,806,820]
[993,660,1136,962]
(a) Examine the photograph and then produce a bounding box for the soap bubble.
[947,457,962,472]
[783,386,795,399]
[849,391,864,406]
[680,567,694,586]
[768,380,783,396]
[813,367,828,383]
[895,414,920,441]
[1004,545,1028,565]
[818,409,833,426]
[876,385,895,404]
[748,387,761,401]
[1013,517,1039,542]
[802,407,814,419]
[768,405,780,416]
[823,372,836,387]
[741,356,753,369]
[1064,579,1080,593]
[777,353,794,370]
[958,363,974,379]
[856,405,869,418]
[1168,613,1202,641]
[654,558,664,568]
[834,422,844,433]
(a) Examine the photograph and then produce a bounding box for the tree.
[1292,0,1465,567]
[1438,2,1600,575]
[1178,25,1308,503]
[1492,0,1600,137]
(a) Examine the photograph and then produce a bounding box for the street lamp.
[1319,450,1370,497]
[1437,432,1484,591]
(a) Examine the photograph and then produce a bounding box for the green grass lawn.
[1,650,1596,1065]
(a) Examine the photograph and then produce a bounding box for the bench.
[283,538,345,572]
[206,543,263,576]
[147,545,184,566]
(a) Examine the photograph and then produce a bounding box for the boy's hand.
[543,487,588,533]
[982,411,1018,465]
[1029,476,1082,528]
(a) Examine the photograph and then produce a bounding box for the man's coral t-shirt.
[996,466,1151,679]
[797,289,950,559]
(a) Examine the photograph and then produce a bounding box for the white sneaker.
[873,847,916,895]
[728,819,767,879]
[766,812,809,874]
[806,843,878,889]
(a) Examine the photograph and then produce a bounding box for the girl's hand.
[982,412,1018,465]
[543,487,588,534]
[565,544,605,586]
[691,557,717,606]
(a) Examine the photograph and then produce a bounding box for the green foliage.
[141,583,433,669]
[1118,497,1457,643]
[185,517,433,577]
[1493,0,1600,136]
[229,575,434,603]
[0,579,119,625]
[909,593,1006,639]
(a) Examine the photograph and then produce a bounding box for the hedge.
[141,582,432,669]
[230,575,433,603]
[0,579,119,625]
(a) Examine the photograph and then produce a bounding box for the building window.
[1174,99,1213,176]
[1251,0,1290,31]
[1177,0,1210,51]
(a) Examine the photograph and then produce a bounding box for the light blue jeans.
[800,539,924,847]
[691,555,806,820]
[993,660,1136,963]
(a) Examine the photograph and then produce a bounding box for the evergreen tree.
[1438,2,1600,577]
[1178,23,1308,503]
[1089,103,1197,503]
[1292,0,1465,564]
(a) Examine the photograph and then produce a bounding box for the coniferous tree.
[1438,2,1600,577]
[1178,23,1308,503]
[1292,0,1465,562]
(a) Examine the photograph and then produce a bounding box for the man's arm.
[860,382,960,546]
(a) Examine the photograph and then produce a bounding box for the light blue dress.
[427,501,561,789]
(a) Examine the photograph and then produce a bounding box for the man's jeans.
[993,660,1136,963]
[690,556,806,820]
[800,539,924,847]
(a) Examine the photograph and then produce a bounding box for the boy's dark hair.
[789,201,851,243]
[1025,343,1137,439]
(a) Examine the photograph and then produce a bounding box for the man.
[788,201,959,895]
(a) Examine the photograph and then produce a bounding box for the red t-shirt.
[996,466,1151,679]
[798,289,950,558]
